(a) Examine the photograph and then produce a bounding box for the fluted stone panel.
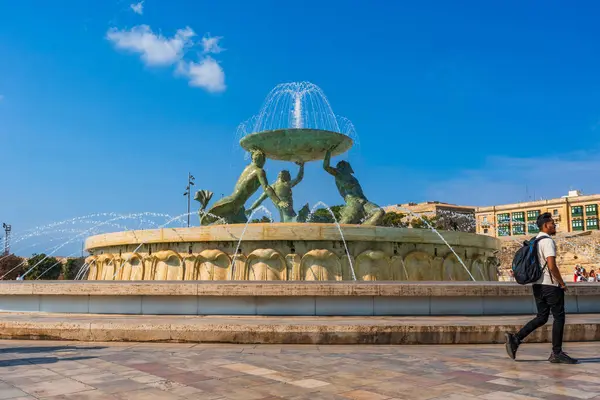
[85,224,501,281]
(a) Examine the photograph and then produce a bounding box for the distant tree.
[62,257,86,280]
[250,216,272,223]
[410,215,439,229]
[310,205,343,223]
[25,253,61,280]
[330,205,343,221]
[381,212,408,228]
[0,254,25,280]
[310,208,332,223]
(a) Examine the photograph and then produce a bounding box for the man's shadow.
[575,357,600,363]
[516,357,600,363]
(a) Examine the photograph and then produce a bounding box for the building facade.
[384,202,476,231]
[475,190,600,237]
[384,201,476,216]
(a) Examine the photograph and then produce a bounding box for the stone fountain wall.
[84,224,501,281]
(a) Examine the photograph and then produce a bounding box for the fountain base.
[84,224,501,281]
[0,281,599,343]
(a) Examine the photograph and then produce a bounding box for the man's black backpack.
[511,236,551,285]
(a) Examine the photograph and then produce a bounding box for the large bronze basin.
[239,129,353,162]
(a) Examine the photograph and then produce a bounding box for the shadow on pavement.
[577,357,600,363]
[0,345,106,354]
[0,355,96,367]
[516,356,600,364]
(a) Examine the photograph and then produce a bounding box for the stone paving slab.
[0,312,599,344]
[0,340,599,399]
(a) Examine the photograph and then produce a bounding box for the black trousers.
[516,284,565,354]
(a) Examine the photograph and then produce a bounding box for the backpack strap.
[533,236,553,283]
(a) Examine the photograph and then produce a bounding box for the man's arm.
[257,170,285,207]
[323,149,337,176]
[546,256,566,289]
[247,192,268,213]
[291,162,305,187]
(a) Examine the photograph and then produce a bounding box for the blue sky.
[1,1,600,255]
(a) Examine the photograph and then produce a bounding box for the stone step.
[0,312,598,345]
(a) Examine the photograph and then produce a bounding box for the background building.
[385,193,600,277]
[384,202,476,232]
[385,201,475,216]
[475,190,600,237]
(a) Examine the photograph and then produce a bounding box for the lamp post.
[2,223,11,256]
[183,173,195,227]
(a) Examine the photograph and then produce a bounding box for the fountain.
[84,82,501,282]
[7,82,600,346]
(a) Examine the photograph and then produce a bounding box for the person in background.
[588,270,597,282]
[573,266,579,282]
[577,272,586,282]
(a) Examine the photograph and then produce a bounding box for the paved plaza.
[0,341,600,399]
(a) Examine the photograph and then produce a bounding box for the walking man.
[505,212,578,364]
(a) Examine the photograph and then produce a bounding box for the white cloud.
[130,1,144,15]
[107,23,226,93]
[178,57,226,93]
[425,151,600,207]
[106,25,195,66]
[202,35,224,54]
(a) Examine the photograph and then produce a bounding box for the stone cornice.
[84,223,501,251]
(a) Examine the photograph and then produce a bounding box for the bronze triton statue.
[198,149,287,225]
[247,161,310,222]
[323,147,384,226]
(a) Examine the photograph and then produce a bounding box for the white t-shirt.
[534,232,558,287]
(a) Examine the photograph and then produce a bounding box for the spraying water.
[235,82,359,157]
[75,262,90,280]
[398,257,410,280]
[393,206,476,281]
[111,211,202,279]
[19,212,173,280]
[293,93,303,129]
[308,201,356,281]
[230,206,273,280]
[35,250,80,280]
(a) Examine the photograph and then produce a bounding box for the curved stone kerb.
[85,224,501,251]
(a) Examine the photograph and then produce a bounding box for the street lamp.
[183,173,195,227]
[2,223,11,256]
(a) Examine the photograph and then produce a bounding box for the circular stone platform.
[239,129,353,161]
[1,281,598,344]
[84,224,501,281]
[0,312,597,345]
